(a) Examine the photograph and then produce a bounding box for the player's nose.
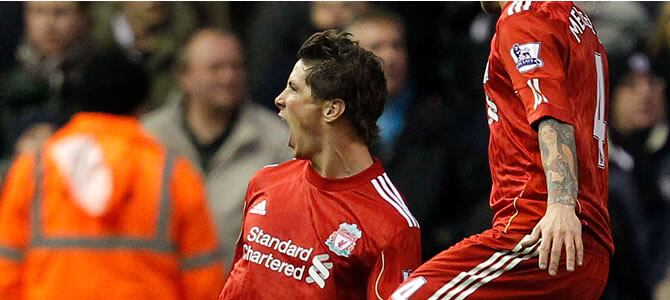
[274,91,287,111]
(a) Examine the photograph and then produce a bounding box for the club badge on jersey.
[325,223,362,257]
[510,42,543,73]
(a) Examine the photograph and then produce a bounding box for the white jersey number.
[593,53,607,169]
[391,277,428,300]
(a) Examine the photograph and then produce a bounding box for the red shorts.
[390,229,609,300]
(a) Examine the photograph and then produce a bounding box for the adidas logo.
[249,200,267,215]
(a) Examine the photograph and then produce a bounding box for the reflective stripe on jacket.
[0,113,225,299]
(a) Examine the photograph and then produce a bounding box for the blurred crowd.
[0,1,669,299]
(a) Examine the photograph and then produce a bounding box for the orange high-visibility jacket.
[0,113,225,299]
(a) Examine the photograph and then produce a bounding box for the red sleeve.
[171,157,225,300]
[497,11,573,127]
[0,154,35,298]
[367,227,421,300]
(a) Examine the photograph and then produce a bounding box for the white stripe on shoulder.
[381,173,419,227]
[371,177,418,228]
[377,174,419,227]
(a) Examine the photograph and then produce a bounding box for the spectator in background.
[347,9,414,162]
[0,2,23,72]
[579,2,654,91]
[187,2,231,30]
[0,49,224,299]
[0,1,93,179]
[650,3,670,95]
[347,9,487,260]
[90,2,200,111]
[429,4,496,252]
[246,1,368,109]
[579,2,651,58]
[143,28,292,268]
[606,53,670,300]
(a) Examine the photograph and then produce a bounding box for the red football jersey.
[483,1,613,253]
[219,159,421,299]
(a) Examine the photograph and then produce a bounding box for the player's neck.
[310,130,373,179]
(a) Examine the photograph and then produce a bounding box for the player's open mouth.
[277,111,294,148]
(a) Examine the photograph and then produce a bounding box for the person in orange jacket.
[0,49,225,299]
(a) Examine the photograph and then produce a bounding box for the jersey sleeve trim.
[528,98,574,127]
[527,102,574,128]
[370,174,419,228]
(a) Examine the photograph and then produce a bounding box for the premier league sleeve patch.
[510,42,543,73]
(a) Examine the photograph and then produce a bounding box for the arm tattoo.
[538,118,579,206]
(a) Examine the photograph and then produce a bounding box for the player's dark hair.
[298,30,387,146]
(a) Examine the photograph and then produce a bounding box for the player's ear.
[323,99,345,123]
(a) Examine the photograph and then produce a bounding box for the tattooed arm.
[538,118,578,205]
[521,118,584,276]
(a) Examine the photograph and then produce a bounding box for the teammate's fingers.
[548,234,562,276]
[575,234,584,266]
[538,232,550,270]
[522,225,541,247]
[565,236,575,272]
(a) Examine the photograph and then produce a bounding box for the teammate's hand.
[520,202,583,276]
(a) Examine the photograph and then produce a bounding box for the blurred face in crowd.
[274,60,326,158]
[661,4,670,45]
[180,31,247,112]
[348,19,408,96]
[613,72,667,134]
[25,2,87,57]
[311,2,368,30]
[480,1,502,14]
[121,2,168,37]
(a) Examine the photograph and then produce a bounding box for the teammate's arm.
[539,119,578,206]
[522,118,583,276]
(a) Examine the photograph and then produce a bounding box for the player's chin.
[480,1,501,13]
